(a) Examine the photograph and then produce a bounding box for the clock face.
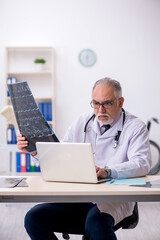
[79,49,96,67]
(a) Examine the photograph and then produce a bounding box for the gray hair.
[92,77,122,99]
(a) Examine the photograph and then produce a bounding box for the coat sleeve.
[62,125,74,142]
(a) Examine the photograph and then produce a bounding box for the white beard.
[96,113,114,125]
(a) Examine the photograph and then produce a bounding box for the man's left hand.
[96,166,108,179]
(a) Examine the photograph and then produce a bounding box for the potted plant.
[34,58,46,71]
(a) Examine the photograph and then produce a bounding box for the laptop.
[36,142,110,184]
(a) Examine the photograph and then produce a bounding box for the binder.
[38,102,52,121]
[43,102,48,120]
[7,127,12,144]
[11,77,17,84]
[26,153,31,172]
[35,162,41,172]
[38,102,43,115]
[16,152,21,172]
[7,127,17,144]
[12,128,17,144]
[21,153,26,172]
[48,102,52,121]
[7,78,12,96]
[7,77,17,96]
[30,156,36,172]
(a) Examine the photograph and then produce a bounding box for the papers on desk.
[0,177,28,188]
[106,178,146,186]
[106,178,160,188]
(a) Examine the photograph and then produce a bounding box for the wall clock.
[78,49,96,67]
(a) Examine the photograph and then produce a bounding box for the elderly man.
[17,77,151,240]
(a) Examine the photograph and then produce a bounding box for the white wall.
[0,0,160,170]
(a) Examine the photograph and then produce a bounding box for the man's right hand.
[17,133,38,156]
[17,133,29,153]
[17,133,37,156]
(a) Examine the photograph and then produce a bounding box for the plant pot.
[35,63,44,71]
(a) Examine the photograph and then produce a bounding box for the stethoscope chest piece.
[112,140,118,148]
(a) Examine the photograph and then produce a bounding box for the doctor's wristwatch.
[103,166,112,178]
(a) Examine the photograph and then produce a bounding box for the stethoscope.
[84,108,126,148]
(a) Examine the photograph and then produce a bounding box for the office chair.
[62,202,139,240]
[148,139,160,175]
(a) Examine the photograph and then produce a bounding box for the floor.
[0,202,160,240]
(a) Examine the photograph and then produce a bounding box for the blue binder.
[16,152,21,172]
[26,153,31,172]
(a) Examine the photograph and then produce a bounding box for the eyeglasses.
[90,99,117,109]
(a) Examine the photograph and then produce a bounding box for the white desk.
[0,175,160,203]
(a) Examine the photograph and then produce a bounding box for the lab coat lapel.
[100,126,115,138]
[92,118,101,136]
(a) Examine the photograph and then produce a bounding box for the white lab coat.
[62,110,151,224]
